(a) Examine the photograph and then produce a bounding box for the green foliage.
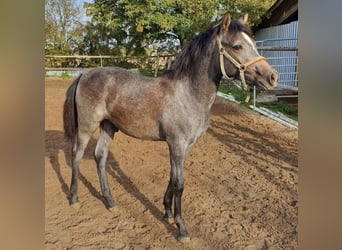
[45,0,277,66]
[45,0,85,55]
[222,0,275,25]
[83,0,276,56]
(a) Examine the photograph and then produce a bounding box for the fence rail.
[257,47,297,51]
[45,40,298,90]
[256,38,298,89]
[255,20,298,89]
[45,54,176,77]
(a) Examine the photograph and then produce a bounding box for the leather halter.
[216,36,266,102]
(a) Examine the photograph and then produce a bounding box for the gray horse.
[63,13,278,242]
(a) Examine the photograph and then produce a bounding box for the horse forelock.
[228,20,253,38]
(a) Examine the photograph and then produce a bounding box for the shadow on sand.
[45,130,177,238]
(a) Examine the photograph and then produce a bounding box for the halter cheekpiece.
[216,36,266,103]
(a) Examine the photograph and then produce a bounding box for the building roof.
[254,0,298,30]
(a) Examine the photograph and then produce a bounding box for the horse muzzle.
[246,65,279,90]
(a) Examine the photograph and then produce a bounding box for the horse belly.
[108,104,162,140]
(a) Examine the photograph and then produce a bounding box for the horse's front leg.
[168,142,190,242]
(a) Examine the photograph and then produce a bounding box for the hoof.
[164,214,172,219]
[178,235,190,243]
[107,205,116,212]
[163,214,173,223]
[163,211,173,221]
[70,202,80,209]
[164,217,173,224]
[104,197,115,210]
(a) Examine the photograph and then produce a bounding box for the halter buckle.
[239,64,246,71]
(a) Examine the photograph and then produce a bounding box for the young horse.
[63,13,278,242]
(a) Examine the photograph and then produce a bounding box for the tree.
[82,0,128,56]
[84,0,275,56]
[45,0,85,55]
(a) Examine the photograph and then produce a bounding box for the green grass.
[45,71,72,79]
[218,85,298,121]
[264,101,298,121]
[60,72,72,79]
[218,85,248,103]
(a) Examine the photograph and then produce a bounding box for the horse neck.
[190,42,222,106]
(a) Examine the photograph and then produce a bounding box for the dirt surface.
[45,78,298,249]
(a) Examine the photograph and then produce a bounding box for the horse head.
[217,13,278,91]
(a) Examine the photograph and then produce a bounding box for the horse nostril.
[269,72,278,86]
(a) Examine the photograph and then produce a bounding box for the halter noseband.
[216,36,266,103]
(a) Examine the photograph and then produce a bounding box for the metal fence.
[256,38,298,89]
[255,21,298,89]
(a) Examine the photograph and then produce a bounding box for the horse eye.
[232,45,243,50]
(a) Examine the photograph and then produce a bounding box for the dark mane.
[171,24,221,81]
[170,20,252,83]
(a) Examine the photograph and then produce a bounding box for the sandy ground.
[45,78,298,249]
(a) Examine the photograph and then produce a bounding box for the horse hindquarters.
[63,74,117,208]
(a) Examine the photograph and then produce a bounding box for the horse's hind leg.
[163,178,174,220]
[95,120,117,209]
[70,130,92,206]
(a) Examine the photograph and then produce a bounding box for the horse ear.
[239,13,248,25]
[222,13,231,33]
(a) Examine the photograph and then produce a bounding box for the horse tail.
[63,74,82,143]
